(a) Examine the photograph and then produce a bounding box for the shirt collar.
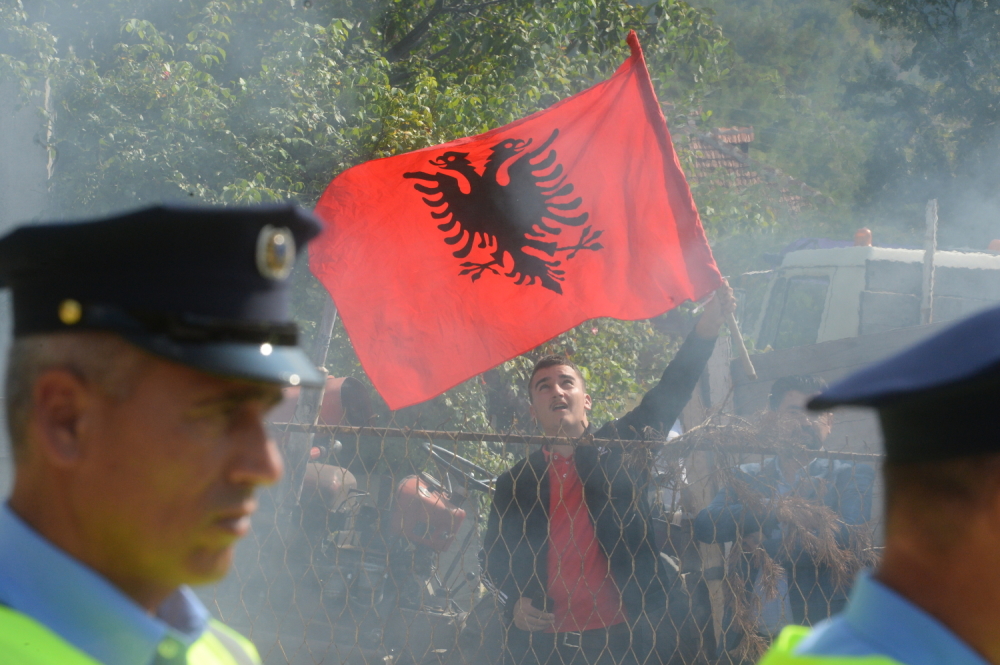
[543,447,574,463]
[0,503,210,665]
[843,571,990,665]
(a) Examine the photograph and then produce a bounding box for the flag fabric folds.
[312,31,722,410]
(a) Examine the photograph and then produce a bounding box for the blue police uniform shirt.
[0,503,210,664]
[795,571,988,665]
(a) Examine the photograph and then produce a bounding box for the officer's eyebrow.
[193,384,284,409]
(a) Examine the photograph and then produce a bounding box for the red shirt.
[544,449,627,632]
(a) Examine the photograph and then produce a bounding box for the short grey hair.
[5,332,149,463]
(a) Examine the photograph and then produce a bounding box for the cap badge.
[58,299,82,325]
[256,225,296,280]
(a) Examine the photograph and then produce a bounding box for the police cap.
[809,306,1000,463]
[0,203,324,388]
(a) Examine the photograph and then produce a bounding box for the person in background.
[483,283,737,665]
[0,205,324,664]
[694,375,874,658]
[761,306,1000,665]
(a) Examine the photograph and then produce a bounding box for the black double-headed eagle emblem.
[403,129,603,294]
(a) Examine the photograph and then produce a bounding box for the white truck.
[729,242,1000,453]
[751,245,1000,350]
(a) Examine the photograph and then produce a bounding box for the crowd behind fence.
[198,421,884,665]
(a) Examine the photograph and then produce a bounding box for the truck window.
[757,277,787,349]
[772,276,830,349]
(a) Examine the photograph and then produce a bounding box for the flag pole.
[287,296,338,505]
[727,310,757,381]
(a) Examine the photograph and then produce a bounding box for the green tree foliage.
[4,0,730,213]
[845,0,1000,247]
[679,0,881,266]
[0,0,744,452]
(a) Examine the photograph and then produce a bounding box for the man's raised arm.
[596,283,736,440]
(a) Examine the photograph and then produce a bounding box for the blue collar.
[843,571,990,665]
[0,504,209,665]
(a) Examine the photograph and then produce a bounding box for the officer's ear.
[983,463,1000,535]
[28,368,92,467]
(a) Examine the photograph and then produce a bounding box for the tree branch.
[384,0,445,63]
[383,0,510,63]
[446,0,506,13]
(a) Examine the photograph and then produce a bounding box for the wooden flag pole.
[727,309,757,381]
[287,296,339,505]
[921,199,938,325]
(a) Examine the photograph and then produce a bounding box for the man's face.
[528,364,592,437]
[72,357,283,589]
[775,389,832,450]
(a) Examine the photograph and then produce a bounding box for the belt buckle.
[562,632,582,649]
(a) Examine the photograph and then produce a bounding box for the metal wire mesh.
[198,420,883,665]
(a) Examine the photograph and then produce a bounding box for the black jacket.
[482,333,716,625]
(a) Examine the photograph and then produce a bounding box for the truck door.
[757,274,831,350]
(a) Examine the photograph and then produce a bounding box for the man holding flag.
[483,285,734,665]
[311,30,733,663]
[311,32,724,413]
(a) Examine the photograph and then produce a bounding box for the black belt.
[552,622,629,650]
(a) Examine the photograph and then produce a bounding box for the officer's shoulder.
[198,619,262,664]
[790,615,887,660]
[0,604,103,665]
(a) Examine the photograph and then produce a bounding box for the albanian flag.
[312,31,722,410]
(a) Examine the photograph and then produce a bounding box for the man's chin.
[542,417,584,438]
[185,545,236,585]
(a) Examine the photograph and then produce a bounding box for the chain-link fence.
[199,417,883,665]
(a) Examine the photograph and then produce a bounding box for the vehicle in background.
[750,244,1000,352]
[676,236,1000,651]
[728,236,1000,452]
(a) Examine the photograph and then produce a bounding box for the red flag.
[312,32,721,409]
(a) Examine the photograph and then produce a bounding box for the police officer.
[759,306,1000,665]
[0,205,324,664]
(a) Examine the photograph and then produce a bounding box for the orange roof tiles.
[683,126,809,213]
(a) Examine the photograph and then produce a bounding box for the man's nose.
[229,416,284,487]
